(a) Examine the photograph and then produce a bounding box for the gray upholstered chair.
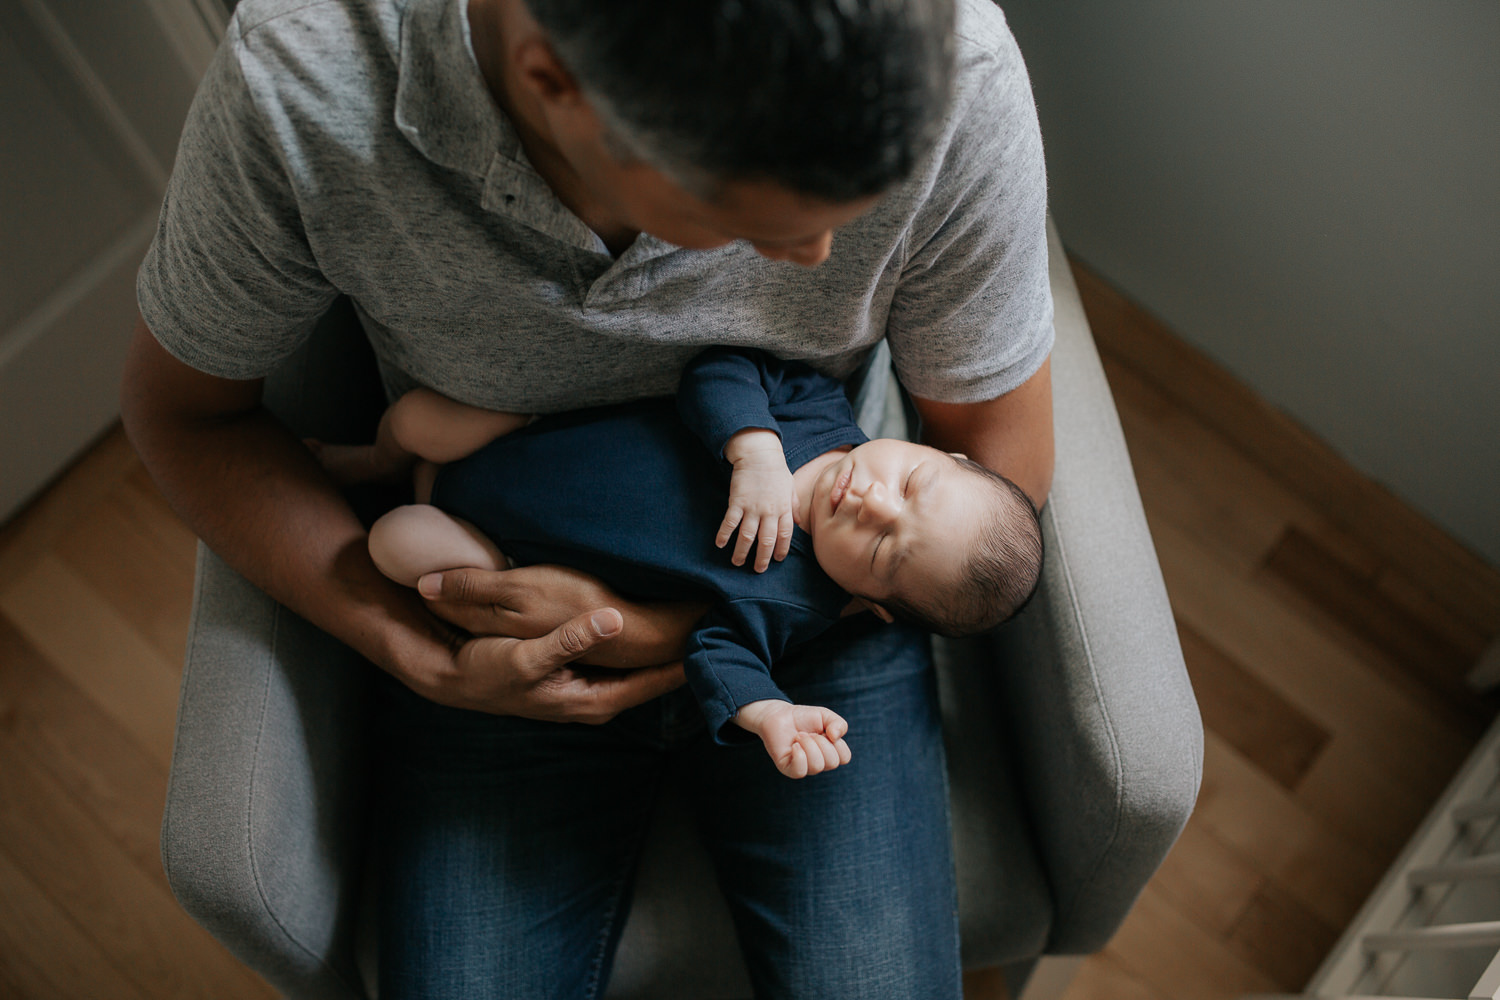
[160,220,1202,999]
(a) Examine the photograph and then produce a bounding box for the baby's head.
[805,439,1043,636]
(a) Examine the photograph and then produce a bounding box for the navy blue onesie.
[431,348,870,743]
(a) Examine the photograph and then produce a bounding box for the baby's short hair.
[881,456,1044,637]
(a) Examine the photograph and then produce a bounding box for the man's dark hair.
[878,456,1044,638]
[523,0,957,201]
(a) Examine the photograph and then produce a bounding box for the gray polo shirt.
[138,0,1052,413]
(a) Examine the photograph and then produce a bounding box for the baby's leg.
[388,389,533,464]
[368,504,507,588]
[312,390,531,488]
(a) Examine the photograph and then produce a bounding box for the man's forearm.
[124,396,457,691]
[912,356,1054,508]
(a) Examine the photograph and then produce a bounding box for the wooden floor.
[0,257,1496,999]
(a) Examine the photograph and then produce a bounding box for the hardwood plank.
[1104,354,1307,574]
[0,425,140,581]
[1291,736,1445,861]
[0,845,153,1000]
[1156,518,1473,797]
[1104,882,1280,1000]
[1227,881,1341,991]
[0,957,35,1000]
[0,615,169,882]
[963,966,1009,1000]
[1197,733,1386,930]
[52,486,196,665]
[1376,566,1494,671]
[122,462,198,557]
[1149,815,1268,937]
[1075,259,1500,637]
[1263,525,1488,725]
[1178,620,1330,790]
[0,725,274,999]
[0,554,180,770]
[1061,950,1169,1000]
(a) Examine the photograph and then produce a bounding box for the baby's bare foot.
[306,439,408,486]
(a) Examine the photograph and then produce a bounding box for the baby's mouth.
[829,466,852,513]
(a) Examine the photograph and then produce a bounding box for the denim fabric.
[372,616,961,999]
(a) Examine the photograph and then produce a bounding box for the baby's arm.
[312,388,532,486]
[734,700,852,779]
[720,429,797,573]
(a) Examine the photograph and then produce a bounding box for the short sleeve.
[885,19,1054,404]
[136,26,336,380]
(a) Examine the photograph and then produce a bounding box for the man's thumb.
[420,567,502,604]
[546,608,623,662]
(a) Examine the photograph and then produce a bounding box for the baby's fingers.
[752,515,782,573]
[732,515,759,567]
[783,740,809,779]
[799,733,841,775]
[716,506,744,550]
[772,511,794,564]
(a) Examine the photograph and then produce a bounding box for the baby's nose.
[856,482,901,525]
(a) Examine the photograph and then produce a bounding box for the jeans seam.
[582,772,661,1000]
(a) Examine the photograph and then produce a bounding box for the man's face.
[806,440,988,607]
[570,133,882,267]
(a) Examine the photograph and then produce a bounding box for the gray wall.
[1001,1,1500,567]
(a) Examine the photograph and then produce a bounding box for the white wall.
[1001,1,1500,567]
[0,0,216,522]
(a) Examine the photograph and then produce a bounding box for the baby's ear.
[858,598,895,624]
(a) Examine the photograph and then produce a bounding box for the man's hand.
[417,608,685,724]
[418,562,707,670]
[720,429,796,572]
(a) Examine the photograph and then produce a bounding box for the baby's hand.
[734,700,851,779]
[720,429,796,573]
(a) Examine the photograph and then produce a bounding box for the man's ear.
[512,36,585,108]
[858,598,895,624]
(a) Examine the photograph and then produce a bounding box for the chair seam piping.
[1045,496,1125,947]
[245,601,364,997]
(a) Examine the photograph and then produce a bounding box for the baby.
[315,348,1043,778]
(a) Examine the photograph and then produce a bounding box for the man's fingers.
[420,566,517,606]
[514,608,623,677]
[570,660,687,721]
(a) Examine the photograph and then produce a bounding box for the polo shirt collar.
[393,0,506,177]
[394,0,619,255]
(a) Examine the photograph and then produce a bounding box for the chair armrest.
[161,298,383,998]
[988,221,1203,953]
[162,546,371,999]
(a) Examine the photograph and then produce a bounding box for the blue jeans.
[371,616,961,999]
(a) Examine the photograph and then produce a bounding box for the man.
[122,0,1053,994]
